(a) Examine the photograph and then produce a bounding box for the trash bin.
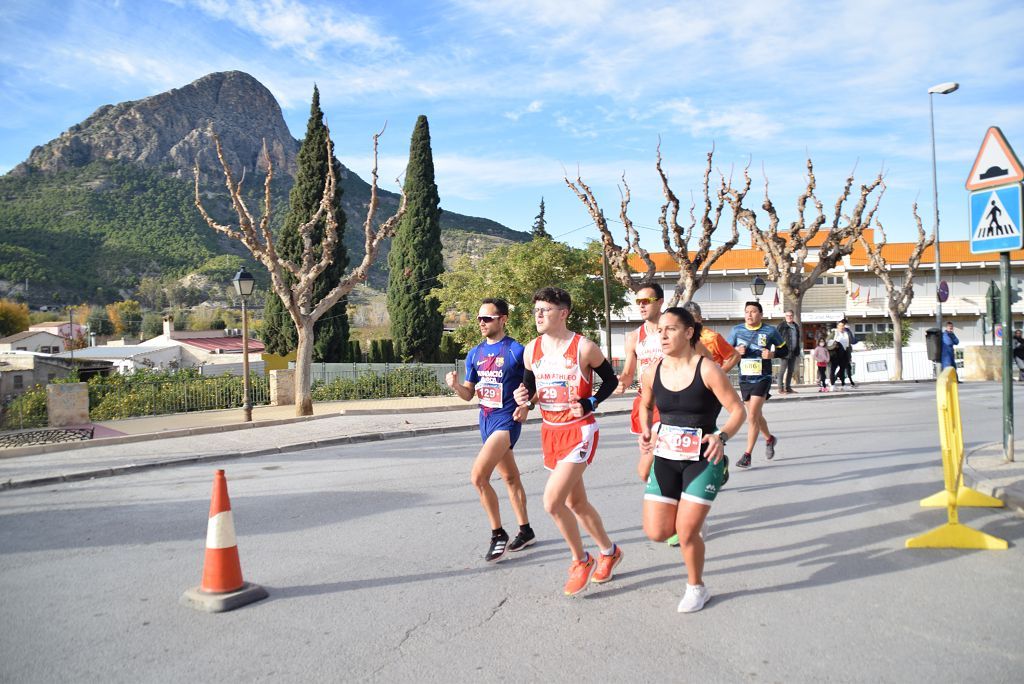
[925,328,942,363]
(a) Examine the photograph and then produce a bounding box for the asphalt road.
[1,384,1021,682]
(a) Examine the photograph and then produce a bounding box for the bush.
[87,368,269,420]
[311,366,448,401]
[0,386,48,430]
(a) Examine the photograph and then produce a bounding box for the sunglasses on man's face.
[478,315,502,323]
[636,297,659,305]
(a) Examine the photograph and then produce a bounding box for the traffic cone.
[181,469,267,613]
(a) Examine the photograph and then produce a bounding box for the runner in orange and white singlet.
[514,287,622,597]
[616,283,665,436]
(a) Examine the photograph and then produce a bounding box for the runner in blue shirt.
[726,300,789,469]
[446,298,535,562]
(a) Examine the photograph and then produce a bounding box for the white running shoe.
[677,583,711,613]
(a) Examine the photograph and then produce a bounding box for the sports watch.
[714,430,729,445]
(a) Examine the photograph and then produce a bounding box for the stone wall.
[270,369,294,406]
[47,383,89,426]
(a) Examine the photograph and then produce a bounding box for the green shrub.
[0,386,48,430]
[311,366,447,401]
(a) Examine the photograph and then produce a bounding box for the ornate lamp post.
[751,276,766,301]
[232,267,256,422]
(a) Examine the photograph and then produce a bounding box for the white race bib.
[740,358,763,375]
[537,382,573,410]
[654,425,702,460]
[476,382,503,409]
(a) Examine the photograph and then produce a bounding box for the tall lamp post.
[751,276,766,301]
[232,267,256,422]
[928,81,960,333]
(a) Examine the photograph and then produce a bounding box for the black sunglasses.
[478,315,502,323]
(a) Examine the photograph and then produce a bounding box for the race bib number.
[538,382,572,410]
[740,358,763,376]
[654,425,702,460]
[476,382,503,409]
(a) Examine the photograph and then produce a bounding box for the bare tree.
[723,159,885,324]
[194,127,406,415]
[565,173,656,292]
[565,145,740,304]
[857,200,935,379]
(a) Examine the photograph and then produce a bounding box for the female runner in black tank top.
[637,307,745,613]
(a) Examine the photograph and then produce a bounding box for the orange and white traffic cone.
[181,469,267,612]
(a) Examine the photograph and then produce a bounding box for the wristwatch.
[714,430,729,445]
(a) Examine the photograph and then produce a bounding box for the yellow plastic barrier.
[906,368,1006,549]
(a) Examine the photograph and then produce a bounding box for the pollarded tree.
[566,145,741,303]
[387,115,444,362]
[194,127,405,415]
[263,86,350,361]
[723,160,885,326]
[858,200,934,379]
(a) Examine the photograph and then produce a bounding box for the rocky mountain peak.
[12,70,298,179]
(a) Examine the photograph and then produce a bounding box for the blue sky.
[2,0,1023,252]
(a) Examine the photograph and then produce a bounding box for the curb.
[962,441,1024,517]
[0,408,633,491]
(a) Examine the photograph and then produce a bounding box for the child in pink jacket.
[812,339,830,392]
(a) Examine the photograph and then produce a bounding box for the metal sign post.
[967,127,1021,463]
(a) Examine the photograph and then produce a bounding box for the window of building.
[815,276,843,285]
[13,375,24,389]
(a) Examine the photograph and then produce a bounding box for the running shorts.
[540,419,599,471]
[630,394,661,435]
[644,454,726,506]
[740,377,772,402]
[480,410,522,448]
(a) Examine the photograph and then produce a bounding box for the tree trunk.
[889,307,903,381]
[294,320,316,416]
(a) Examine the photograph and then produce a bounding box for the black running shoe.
[765,435,777,460]
[508,528,536,552]
[736,452,752,469]
[485,531,509,562]
[721,455,730,486]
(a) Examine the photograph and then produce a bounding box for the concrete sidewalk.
[1,383,905,491]
[963,440,1024,516]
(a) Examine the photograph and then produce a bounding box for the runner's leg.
[643,500,678,542]
[471,430,513,530]
[495,448,529,526]
[543,460,589,559]
[566,476,613,551]
[676,501,711,586]
[744,395,766,454]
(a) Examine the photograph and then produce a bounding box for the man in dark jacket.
[1013,328,1024,381]
[829,318,859,389]
[776,310,801,394]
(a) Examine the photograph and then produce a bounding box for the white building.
[606,231,1022,362]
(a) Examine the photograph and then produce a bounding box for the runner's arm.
[700,361,746,463]
[615,330,638,393]
[636,363,657,480]
[578,339,617,414]
[716,334,741,373]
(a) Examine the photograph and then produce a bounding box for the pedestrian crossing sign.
[969,183,1022,254]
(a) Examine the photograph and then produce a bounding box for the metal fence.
[87,374,270,420]
[306,362,458,401]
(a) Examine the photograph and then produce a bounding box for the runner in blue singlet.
[726,300,788,469]
[446,298,535,562]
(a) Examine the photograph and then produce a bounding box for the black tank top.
[653,357,721,435]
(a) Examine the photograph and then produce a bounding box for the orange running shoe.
[591,545,623,584]
[563,553,596,596]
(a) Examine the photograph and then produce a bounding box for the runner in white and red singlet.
[615,283,665,449]
[513,287,621,597]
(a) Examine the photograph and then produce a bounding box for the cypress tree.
[387,115,444,362]
[262,86,350,360]
[532,197,550,239]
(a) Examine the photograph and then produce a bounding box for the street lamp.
[928,81,959,333]
[232,267,256,422]
[751,276,766,300]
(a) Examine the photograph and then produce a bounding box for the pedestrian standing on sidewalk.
[828,318,858,390]
[1013,329,1024,381]
[812,338,830,392]
[446,298,535,563]
[637,307,745,613]
[776,310,801,394]
[941,321,959,374]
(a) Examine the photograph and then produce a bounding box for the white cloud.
[505,100,544,121]
[186,0,398,59]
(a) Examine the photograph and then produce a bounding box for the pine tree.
[387,115,444,362]
[531,196,550,239]
[262,86,350,360]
